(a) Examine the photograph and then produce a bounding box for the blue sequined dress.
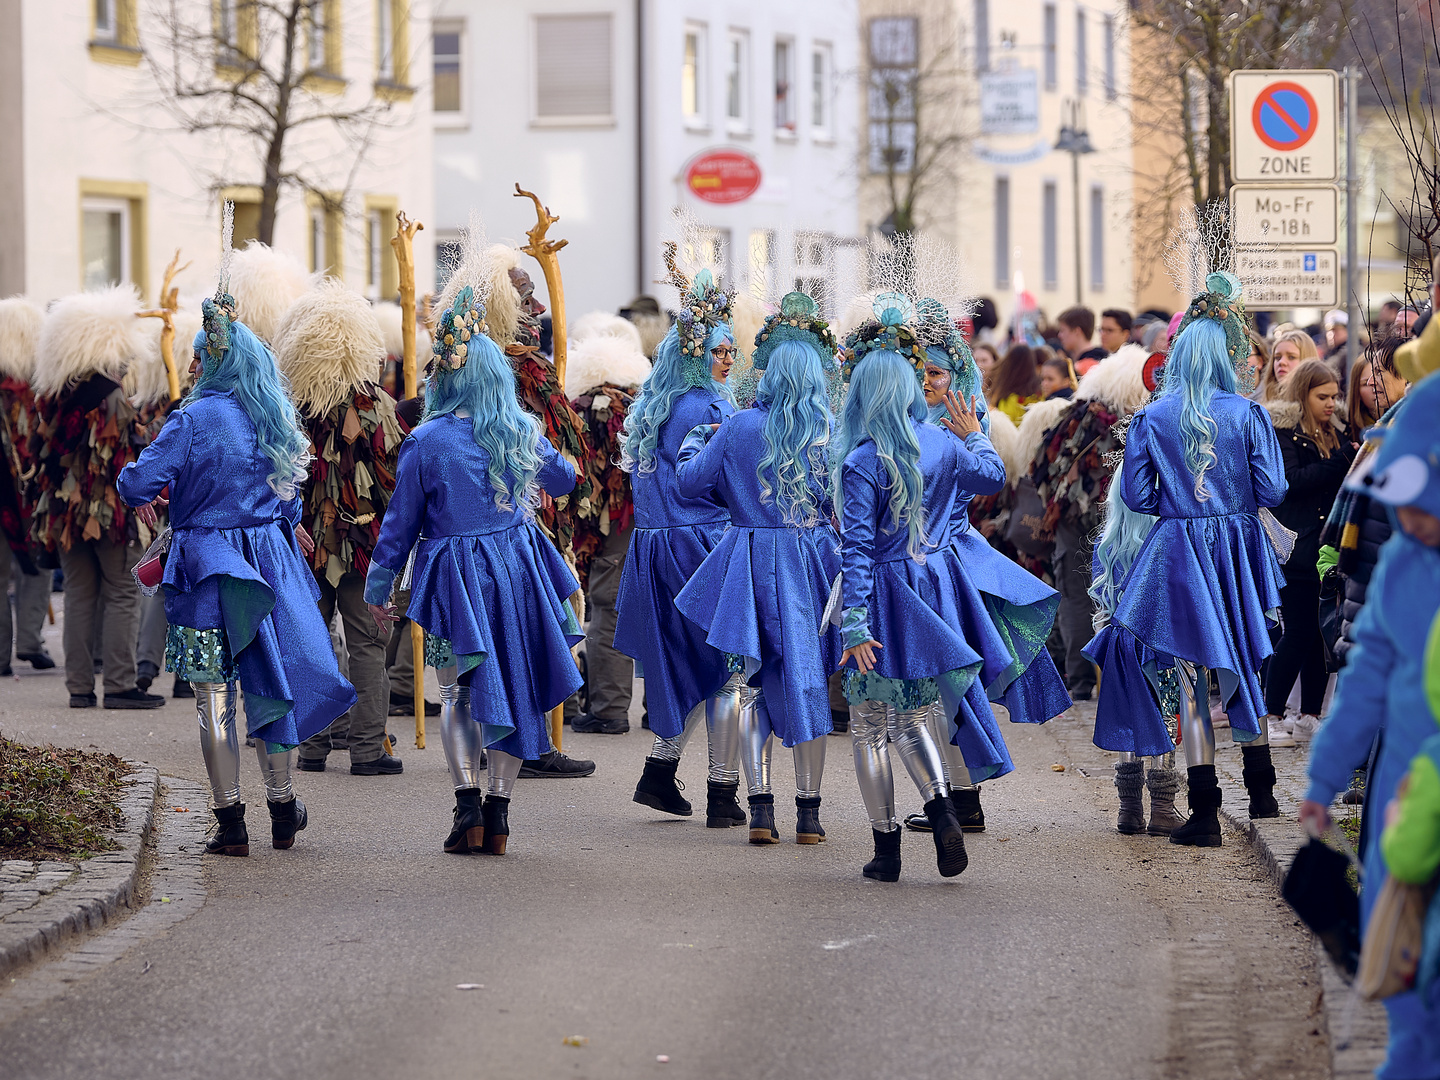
[1112,391,1287,735]
[671,403,843,747]
[117,390,356,747]
[363,415,583,761]
[613,387,734,739]
[839,420,1019,780]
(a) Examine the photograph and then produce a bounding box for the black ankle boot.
[444,788,485,854]
[1171,765,1224,847]
[706,780,745,828]
[923,794,969,877]
[267,796,308,850]
[863,827,902,881]
[1114,760,1146,835]
[481,795,510,855]
[795,796,825,844]
[206,803,249,857]
[633,757,692,816]
[1241,744,1280,819]
[747,793,780,844]
[951,785,985,832]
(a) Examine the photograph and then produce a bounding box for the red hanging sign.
[685,150,762,205]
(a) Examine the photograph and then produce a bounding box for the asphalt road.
[0,605,1328,1080]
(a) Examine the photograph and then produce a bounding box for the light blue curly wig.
[619,320,735,474]
[1156,317,1238,501]
[755,340,832,527]
[832,349,930,560]
[422,331,542,512]
[188,321,311,501]
[1088,479,1158,618]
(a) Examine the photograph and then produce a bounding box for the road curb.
[0,761,159,981]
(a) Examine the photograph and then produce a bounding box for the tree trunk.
[257,0,302,246]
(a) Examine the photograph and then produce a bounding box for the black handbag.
[1005,477,1052,557]
[1283,836,1361,979]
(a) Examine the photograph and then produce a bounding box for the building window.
[868,16,918,174]
[366,198,400,301]
[682,24,706,124]
[726,30,750,131]
[811,43,832,134]
[794,232,832,312]
[377,0,394,81]
[435,237,462,290]
[974,0,990,73]
[82,198,131,290]
[1090,185,1105,290]
[1042,181,1059,290]
[748,229,775,300]
[534,14,613,122]
[367,212,384,299]
[433,23,462,112]
[1076,10,1088,96]
[684,227,731,288]
[309,207,326,274]
[223,186,263,247]
[1103,15,1116,100]
[1042,4,1057,91]
[307,1,326,70]
[774,38,795,133]
[91,0,138,54]
[94,0,118,42]
[217,0,237,57]
[994,177,1010,289]
[307,195,342,276]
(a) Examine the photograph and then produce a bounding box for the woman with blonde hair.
[1256,329,1319,402]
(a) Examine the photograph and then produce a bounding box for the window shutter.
[535,14,613,118]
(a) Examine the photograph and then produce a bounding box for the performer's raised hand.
[941,391,982,438]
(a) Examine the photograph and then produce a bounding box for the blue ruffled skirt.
[614,521,731,739]
[674,523,842,747]
[162,522,355,747]
[1084,624,1175,757]
[1111,513,1284,738]
[406,522,583,761]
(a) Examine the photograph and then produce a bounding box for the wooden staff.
[390,212,427,750]
[137,251,191,402]
[514,183,573,754]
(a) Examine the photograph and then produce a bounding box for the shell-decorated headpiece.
[750,291,838,371]
[658,241,737,385]
[432,286,488,372]
[841,292,925,384]
[201,200,239,365]
[1174,271,1254,391]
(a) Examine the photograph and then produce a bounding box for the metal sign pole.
[1345,66,1360,376]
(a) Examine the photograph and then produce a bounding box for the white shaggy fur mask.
[228,242,317,344]
[565,336,652,398]
[272,280,387,417]
[0,297,44,383]
[374,301,432,360]
[1074,343,1152,415]
[32,285,145,400]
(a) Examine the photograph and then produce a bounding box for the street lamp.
[1054,98,1095,306]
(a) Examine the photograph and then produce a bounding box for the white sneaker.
[1281,708,1298,735]
[1292,714,1321,742]
[1267,715,1297,748]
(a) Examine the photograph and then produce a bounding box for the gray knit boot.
[1114,760,1146,835]
[1145,766,1186,836]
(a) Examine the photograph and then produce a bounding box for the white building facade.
[431,0,862,320]
[0,0,435,306]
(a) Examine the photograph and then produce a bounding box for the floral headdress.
[750,291,838,371]
[201,201,238,365]
[841,292,926,384]
[432,285,488,372]
[1173,271,1253,390]
[657,242,737,386]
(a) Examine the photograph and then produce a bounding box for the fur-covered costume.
[0,297,43,570]
[226,242,316,345]
[565,314,651,587]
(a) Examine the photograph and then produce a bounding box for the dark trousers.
[1054,525,1096,693]
[584,526,633,720]
[300,572,390,764]
[1264,578,1326,716]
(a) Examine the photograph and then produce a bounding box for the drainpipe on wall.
[635,0,646,299]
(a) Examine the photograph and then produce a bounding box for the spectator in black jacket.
[1262,359,1355,746]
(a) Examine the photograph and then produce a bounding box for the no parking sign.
[1230,70,1338,183]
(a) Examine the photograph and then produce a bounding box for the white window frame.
[367,210,384,300]
[682,22,708,129]
[217,0,238,55]
[307,0,328,72]
[1042,4,1057,91]
[432,19,466,126]
[1090,184,1105,290]
[310,205,327,274]
[1042,180,1059,291]
[773,36,796,137]
[81,197,131,290]
[1076,9,1088,96]
[530,13,616,128]
[810,42,833,139]
[94,0,118,42]
[377,0,395,82]
[1103,15,1116,100]
[725,29,750,135]
[994,175,1011,289]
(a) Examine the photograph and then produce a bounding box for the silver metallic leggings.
[1175,661,1266,770]
[195,681,294,806]
[739,688,827,798]
[438,667,523,798]
[849,700,949,833]
[649,673,743,784]
[923,704,977,790]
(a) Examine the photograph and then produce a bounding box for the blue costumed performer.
[1105,272,1288,847]
[363,286,583,856]
[833,294,1004,882]
[674,291,844,845]
[118,282,356,857]
[1300,370,1440,1078]
[615,251,746,828]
